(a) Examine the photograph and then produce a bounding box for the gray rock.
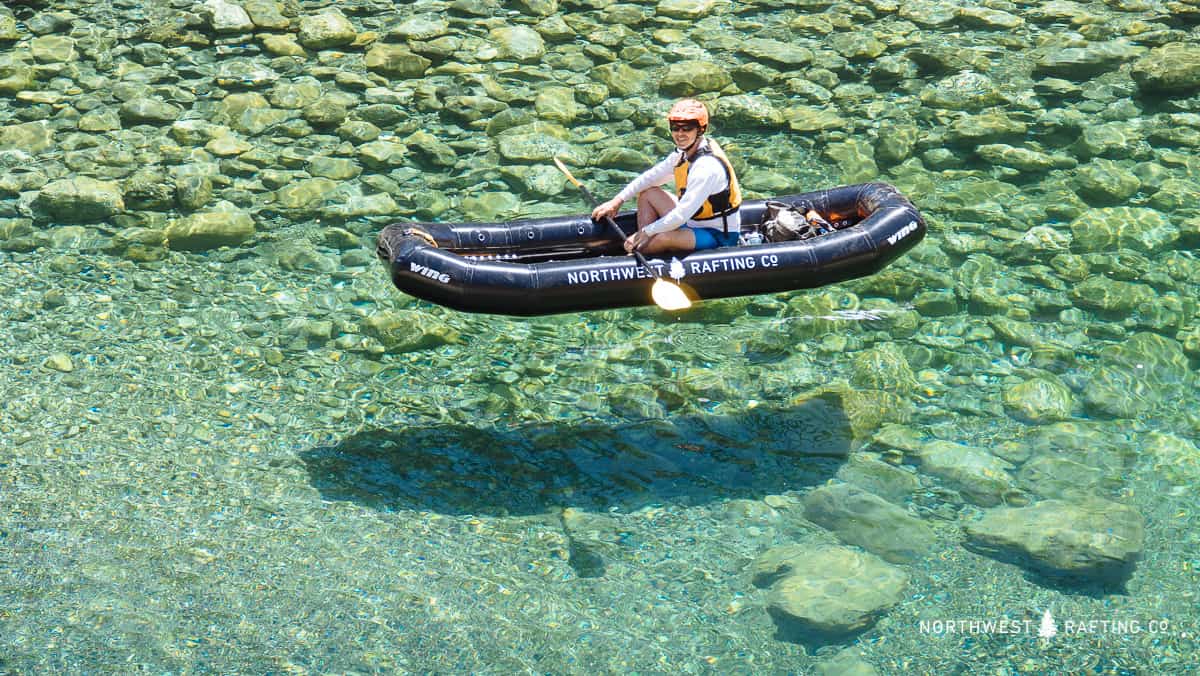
[753,543,908,636]
[1131,42,1200,95]
[298,11,357,50]
[660,60,732,96]
[490,26,546,63]
[164,202,255,251]
[362,310,461,353]
[802,483,936,562]
[914,441,1020,507]
[1002,375,1074,423]
[365,45,431,79]
[964,498,1144,582]
[120,98,184,125]
[1068,207,1178,253]
[201,0,254,34]
[33,177,124,222]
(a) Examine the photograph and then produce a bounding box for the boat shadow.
[298,394,853,517]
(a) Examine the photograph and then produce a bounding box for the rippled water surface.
[4,0,1200,672]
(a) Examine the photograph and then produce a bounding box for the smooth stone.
[1002,375,1074,423]
[274,178,339,211]
[964,498,1144,582]
[1068,207,1178,253]
[30,35,76,63]
[0,121,54,154]
[33,177,124,222]
[298,11,357,49]
[802,483,936,562]
[362,310,460,353]
[657,0,718,19]
[261,34,305,57]
[365,45,431,78]
[165,203,255,251]
[44,353,74,372]
[120,98,184,125]
[913,441,1020,507]
[490,26,546,63]
[1131,42,1200,95]
[659,60,732,96]
[201,0,254,33]
[242,0,290,30]
[835,452,923,504]
[753,543,908,636]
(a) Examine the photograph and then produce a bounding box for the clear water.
[3,1,1200,672]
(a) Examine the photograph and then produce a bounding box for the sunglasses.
[669,122,700,132]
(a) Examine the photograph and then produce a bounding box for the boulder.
[753,544,908,636]
[33,178,124,223]
[964,498,1144,582]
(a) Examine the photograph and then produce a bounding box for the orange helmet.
[667,99,709,128]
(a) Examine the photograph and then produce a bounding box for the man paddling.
[591,98,743,255]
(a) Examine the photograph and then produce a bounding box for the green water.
[4,0,1200,672]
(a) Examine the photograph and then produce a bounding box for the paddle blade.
[651,279,692,311]
[553,157,581,187]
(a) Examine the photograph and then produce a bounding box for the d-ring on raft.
[374,182,927,317]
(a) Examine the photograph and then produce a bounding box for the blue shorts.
[686,226,741,250]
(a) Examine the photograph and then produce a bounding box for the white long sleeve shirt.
[614,140,742,236]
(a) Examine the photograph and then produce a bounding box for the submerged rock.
[32,177,124,222]
[1131,42,1200,95]
[753,543,908,637]
[164,203,255,251]
[802,483,936,562]
[1002,375,1074,423]
[964,498,1144,583]
[1068,207,1178,253]
[913,440,1021,507]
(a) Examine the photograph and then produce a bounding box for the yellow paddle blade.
[552,157,581,187]
[651,279,692,311]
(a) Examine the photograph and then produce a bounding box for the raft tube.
[375,182,926,316]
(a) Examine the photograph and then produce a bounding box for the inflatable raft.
[375,182,926,316]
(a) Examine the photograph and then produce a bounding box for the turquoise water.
[4,0,1200,672]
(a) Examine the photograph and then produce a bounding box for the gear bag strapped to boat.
[760,200,832,242]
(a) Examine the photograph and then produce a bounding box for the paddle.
[553,157,692,311]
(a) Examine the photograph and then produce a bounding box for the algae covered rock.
[753,543,908,636]
[660,60,732,96]
[1068,207,1178,253]
[1131,42,1200,95]
[849,343,916,395]
[1003,375,1074,423]
[362,310,461,353]
[165,203,255,251]
[964,498,1144,583]
[1083,332,1192,418]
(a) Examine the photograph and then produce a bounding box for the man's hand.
[591,198,623,222]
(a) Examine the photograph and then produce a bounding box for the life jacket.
[673,138,742,232]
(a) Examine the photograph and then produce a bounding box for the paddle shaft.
[571,180,658,273]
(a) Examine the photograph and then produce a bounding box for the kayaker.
[591,98,743,255]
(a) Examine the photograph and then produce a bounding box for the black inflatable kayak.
[375,182,926,316]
